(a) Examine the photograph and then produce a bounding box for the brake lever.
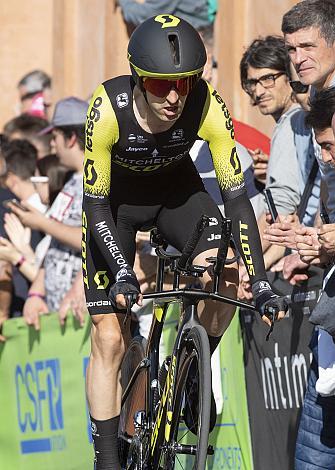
[265,322,274,341]
[265,305,278,342]
[123,292,138,327]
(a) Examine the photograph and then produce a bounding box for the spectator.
[17,69,52,120]
[233,119,271,187]
[34,154,72,206]
[0,205,12,341]
[8,97,88,328]
[298,86,335,267]
[0,139,44,318]
[117,0,216,36]
[4,114,52,159]
[240,35,319,268]
[0,154,72,284]
[0,139,46,213]
[116,1,218,83]
[0,133,12,340]
[282,0,335,222]
[282,1,335,467]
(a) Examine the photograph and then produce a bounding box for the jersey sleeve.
[83,84,135,289]
[83,84,118,198]
[197,82,268,284]
[197,82,246,201]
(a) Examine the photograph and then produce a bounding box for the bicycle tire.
[154,324,212,470]
[118,335,147,469]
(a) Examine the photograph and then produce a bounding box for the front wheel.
[154,324,212,470]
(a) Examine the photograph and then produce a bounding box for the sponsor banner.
[0,307,252,470]
[162,305,253,470]
[0,314,93,470]
[240,304,315,470]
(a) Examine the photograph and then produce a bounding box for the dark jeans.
[295,329,335,469]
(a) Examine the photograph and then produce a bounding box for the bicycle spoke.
[176,453,185,469]
[177,429,189,442]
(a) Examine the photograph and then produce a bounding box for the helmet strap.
[130,66,148,103]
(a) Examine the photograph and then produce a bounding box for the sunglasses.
[289,80,309,94]
[142,74,201,98]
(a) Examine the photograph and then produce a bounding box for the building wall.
[0,0,296,138]
[216,0,296,137]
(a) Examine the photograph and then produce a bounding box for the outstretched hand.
[248,148,269,185]
[263,214,301,249]
[6,201,46,231]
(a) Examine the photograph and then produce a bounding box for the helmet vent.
[168,34,181,67]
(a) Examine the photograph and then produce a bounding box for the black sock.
[208,334,222,356]
[90,415,120,470]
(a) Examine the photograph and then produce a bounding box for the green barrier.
[0,314,93,470]
[162,305,253,470]
[0,309,252,470]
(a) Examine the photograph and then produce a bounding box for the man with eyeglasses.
[239,35,320,290]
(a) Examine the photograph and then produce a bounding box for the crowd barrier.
[241,270,321,470]
[0,306,253,470]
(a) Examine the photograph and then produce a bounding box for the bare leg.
[86,313,131,469]
[193,247,238,337]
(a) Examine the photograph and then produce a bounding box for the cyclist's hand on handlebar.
[252,280,288,327]
[108,268,142,310]
[115,288,143,310]
[260,296,288,327]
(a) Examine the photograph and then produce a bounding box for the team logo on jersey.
[116,267,131,282]
[126,147,148,152]
[94,271,109,289]
[128,134,147,143]
[86,96,102,153]
[207,233,221,241]
[116,93,129,108]
[230,147,241,175]
[171,129,184,140]
[258,281,271,292]
[84,159,97,185]
[209,217,218,226]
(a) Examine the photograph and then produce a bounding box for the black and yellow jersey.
[83,76,267,308]
[84,76,245,202]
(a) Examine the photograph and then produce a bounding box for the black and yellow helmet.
[127,14,207,85]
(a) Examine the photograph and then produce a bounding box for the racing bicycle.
[118,215,256,469]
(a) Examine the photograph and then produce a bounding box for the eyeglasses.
[142,74,201,98]
[244,72,285,94]
[289,80,309,94]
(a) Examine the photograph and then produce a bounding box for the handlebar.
[142,288,256,311]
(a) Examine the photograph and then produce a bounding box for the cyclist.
[83,14,288,469]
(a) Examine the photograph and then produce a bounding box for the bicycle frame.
[120,251,255,466]
[119,215,256,467]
